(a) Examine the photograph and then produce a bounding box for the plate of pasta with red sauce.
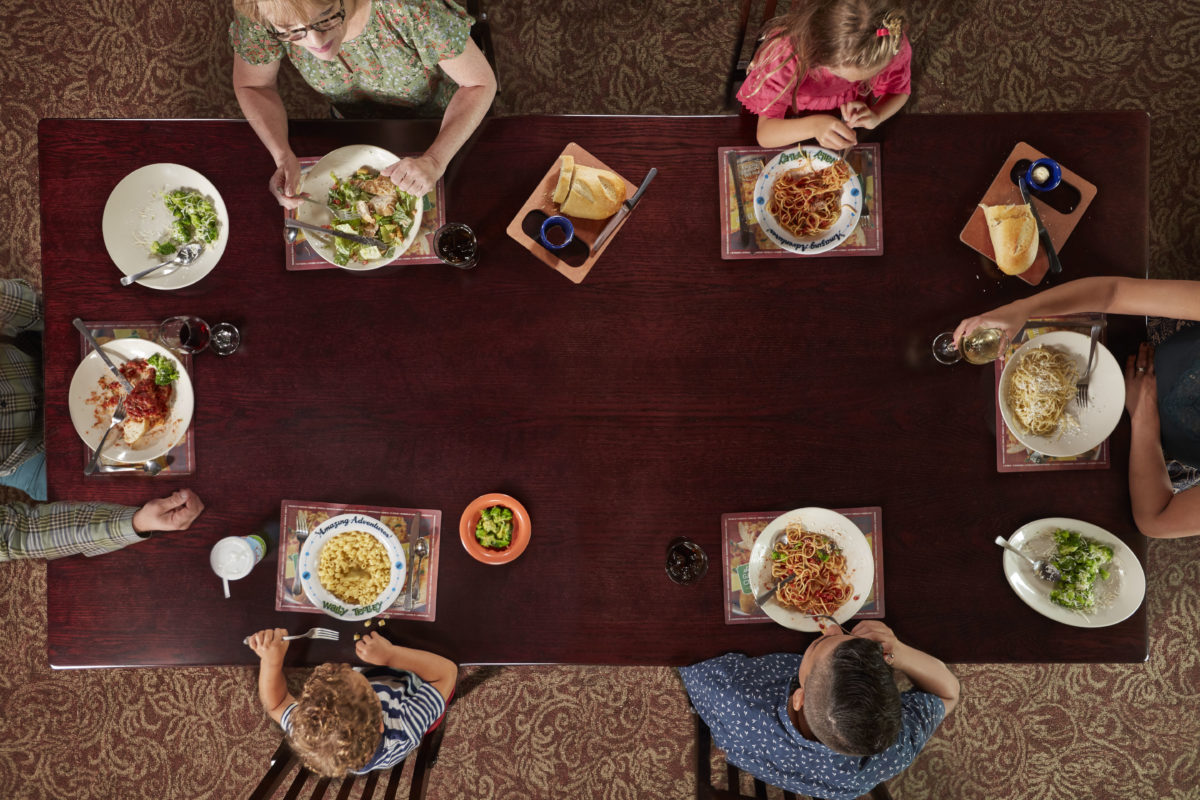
[747,507,875,632]
[753,146,863,255]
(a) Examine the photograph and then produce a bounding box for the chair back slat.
[334,775,357,800]
[727,0,783,108]
[248,740,297,800]
[281,766,313,800]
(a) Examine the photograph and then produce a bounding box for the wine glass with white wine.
[932,327,1006,365]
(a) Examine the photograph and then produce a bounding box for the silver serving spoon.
[120,242,203,286]
[994,536,1061,583]
[95,460,164,475]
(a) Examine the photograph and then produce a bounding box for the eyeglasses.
[269,0,346,42]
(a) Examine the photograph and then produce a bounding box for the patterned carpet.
[3,0,1200,798]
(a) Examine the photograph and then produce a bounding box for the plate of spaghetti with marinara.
[753,146,863,254]
[747,507,874,632]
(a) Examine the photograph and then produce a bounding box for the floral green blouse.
[230,0,473,115]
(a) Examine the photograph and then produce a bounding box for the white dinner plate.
[1001,517,1145,628]
[67,338,194,463]
[102,163,228,290]
[295,144,424,270]
[299,513,406,621]
[998,330,1124,457]
[747,507,875,632]
[752,145,863,255]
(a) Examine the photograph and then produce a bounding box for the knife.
[755,572,798,606]
[1017,176,1062,275]
[590,167,657,253]
[73,318,134,393]
[284,218,388,250]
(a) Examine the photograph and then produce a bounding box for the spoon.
[994,536,1061,583]
[120,242,203,286]
[753,529,793,605]
[284,225,330,246]
[95,460,164,475]
[409,538,429,610]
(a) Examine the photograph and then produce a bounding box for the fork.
[1075,322,1102,407]
[242,627,339,646]
[84,400,127,475]
[291,513,310,597]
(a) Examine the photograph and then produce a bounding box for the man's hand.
[851,620,898,663]
[356,630,397,666]
[247,628,290,665]
[132,489,204,533]
[1126,343,1158,419]
[809,114,857,150]
[270,151,304,209]
[381,154,442,197]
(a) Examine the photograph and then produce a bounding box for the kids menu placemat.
[994,315,1111,472]
[77,321,195,476]
[718,143,882,259]
[275,499,441,622]
[284,155,446,270]
[721,507,885,624]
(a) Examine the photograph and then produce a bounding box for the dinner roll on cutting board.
[560,164,625,220]
[980,203,1038,275]
[552,155,575,205]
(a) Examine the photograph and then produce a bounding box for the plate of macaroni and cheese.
[299,514,406,621]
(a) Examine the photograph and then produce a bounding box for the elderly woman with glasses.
[231,0,497,205]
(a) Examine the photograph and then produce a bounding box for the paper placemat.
[721,507,885,624]
[275,499,441,622]
[959,141,1098,286]
[77,321,195,476]
[504,142,637,284]
[717,143,883,259]
[285,155,447,270]
[994,315,1111,471]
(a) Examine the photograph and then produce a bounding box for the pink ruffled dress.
[737,35,912,119]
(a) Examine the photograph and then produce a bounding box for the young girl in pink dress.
[737,1,911,150]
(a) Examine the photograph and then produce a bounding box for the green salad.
[475,505,514,550]
[152,189,219,256]
[1049,528,1114,611]
[326,167,417,266]
[146,354,179,386]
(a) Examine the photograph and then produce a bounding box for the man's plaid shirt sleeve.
[0,501,141,561]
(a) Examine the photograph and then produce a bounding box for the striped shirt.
[0,278,43,477]
[680,653,945,800]
[0,501,143,561]
[281,667,447,774]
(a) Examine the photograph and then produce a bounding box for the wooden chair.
[465,0,501,94]
[246,720,446,800]
[694,710,893,800]
[727,0,781,109]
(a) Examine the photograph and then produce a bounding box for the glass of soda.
[433,223,478,269]
[157,316,210,354]
[665,538,709,585]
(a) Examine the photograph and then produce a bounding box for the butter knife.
[284,218,388,250]
[1017,176,1062,275]
[590,167,657,252]
[73,318,134,393]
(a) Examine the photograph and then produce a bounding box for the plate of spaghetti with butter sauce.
[753,146,863,254]
[747,507,874,632]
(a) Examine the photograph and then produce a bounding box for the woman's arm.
[356,632,458,701]
[381,38,497,196]
[955,277,1200,345]
[232,56,303,208]
[1126,345,1200,538]
[755,114,856,150]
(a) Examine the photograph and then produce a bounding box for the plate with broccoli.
[458,493,531,564]
[102,163,228,290]
[1000,517,1145,628]
[293,145,424,270]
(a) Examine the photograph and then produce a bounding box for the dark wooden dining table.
[38,111,1150,669]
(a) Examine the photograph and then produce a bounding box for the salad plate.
[296,144,424,271]
[299,513,406,621]
[1001,517,1145,628]
[998,330,1124,457]
[747,507,874,632]
[102,163,228,290]
[752,146,862,255]
[67,338,194,463]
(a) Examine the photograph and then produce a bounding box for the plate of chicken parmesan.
[68,339,194,463]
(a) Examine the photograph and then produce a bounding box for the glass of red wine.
[157,316,211,354]
[665,538,708,585]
